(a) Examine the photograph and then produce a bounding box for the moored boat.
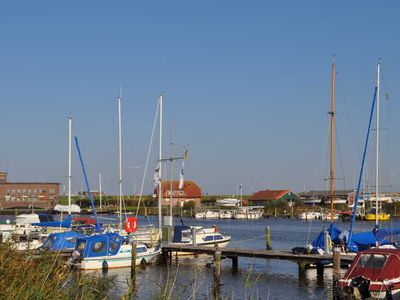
[70,233,161,270]
[335,247,400,299]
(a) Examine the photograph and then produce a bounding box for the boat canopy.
[312,223,392,252]
[343,248,400,282]
[76,233,130,258]
[41,231,84,251]
[32,214,72,228]
[172,225,190,243]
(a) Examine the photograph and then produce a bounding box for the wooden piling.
[316,264,324,276]
[213,250,221,300]
[333,247,341,282]
[191,228,197,246]
[266,226,271,250]
[231,256,238,272]
[131,242,137,281]
[298,262,306,278]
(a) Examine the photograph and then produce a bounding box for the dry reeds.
[0,242,112,300]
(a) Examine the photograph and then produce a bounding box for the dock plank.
[162,244,355,264]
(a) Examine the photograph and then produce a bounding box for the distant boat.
[233,206,263,220]
[298,211,322,221]
[216,198,241,207]
[219,210,233,219]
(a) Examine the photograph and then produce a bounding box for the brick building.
[156,180,202,207]
[0,171,60,210]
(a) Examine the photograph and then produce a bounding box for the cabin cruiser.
[172,225,231,248]
[219,210,233,219]
[336,247,400,299]
[298,211,322,220]
[216,198,241,207]
[69,233,161,270]
[234,206,263,220]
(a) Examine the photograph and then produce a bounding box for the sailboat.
[362,63,391,223]
[71,93,161,270]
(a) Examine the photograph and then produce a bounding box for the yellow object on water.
[364,212,391,221]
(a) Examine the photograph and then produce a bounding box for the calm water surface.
[3,214,400,299]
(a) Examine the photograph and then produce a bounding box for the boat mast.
[68,116,72,216]
[158,94,163,237]
[99,172,102,211]
[329,58,335,223]
[375,62,381,226]
[118,91,123,230]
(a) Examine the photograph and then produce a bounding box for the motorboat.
[172,225,231,248]
[322,212,340,220]
[194,211,205,219]
[216,198,241,207]
[205,210,219,219]
[69,233,161,270]
[233,206,263,220]
[336,247,400,299]
[219,210,233,219]
[364,209,390,221]
[298,211,322,220]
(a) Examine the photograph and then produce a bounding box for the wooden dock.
[161,244,352,299]
[162,244,354,264]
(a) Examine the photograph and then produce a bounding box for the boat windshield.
[76,240,86,256]
[41,234,57,250]
[357,254,387,269]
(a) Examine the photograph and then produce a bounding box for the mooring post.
[231,256,238,272]
[191,228,197,246]
[214,250,221,300]
[131,242,137,281]
[316,264,324,277]
[298,262,306,278]
[333,247,341,283]
[266,226,271,250]
[324,230,331,254]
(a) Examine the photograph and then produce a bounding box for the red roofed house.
[156,180,202,207]
[248,189,300,206]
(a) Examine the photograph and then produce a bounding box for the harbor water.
[3,214,400,299]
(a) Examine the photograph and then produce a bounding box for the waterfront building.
[155,180,201,207]
[0,171,60,210]
[247,189,300,206]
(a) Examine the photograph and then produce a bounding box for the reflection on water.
[2,214,400,299]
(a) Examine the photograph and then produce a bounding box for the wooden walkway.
[162,244,355,264]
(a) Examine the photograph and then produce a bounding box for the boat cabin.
[41,231,84,251]
[75,233,149,258]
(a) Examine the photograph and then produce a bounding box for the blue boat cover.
[172,225,190,243]
[312,223,393,252]
[32,215,72,228]
[76,233,127,258]
[41,231,84,251]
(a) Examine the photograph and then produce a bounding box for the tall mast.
[99,172,102,211]
[329,58,336,223]
[158,95,163,237]
[68,116,72,215]
[375,62,381,226]
[118,91,123,230]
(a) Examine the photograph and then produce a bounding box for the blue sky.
[1,1,400,195]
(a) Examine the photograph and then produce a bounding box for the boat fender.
[140,258,146,266]
[102,260,108,272]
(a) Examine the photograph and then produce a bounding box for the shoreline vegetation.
[0,242,113,299]
[3,195,400,218]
